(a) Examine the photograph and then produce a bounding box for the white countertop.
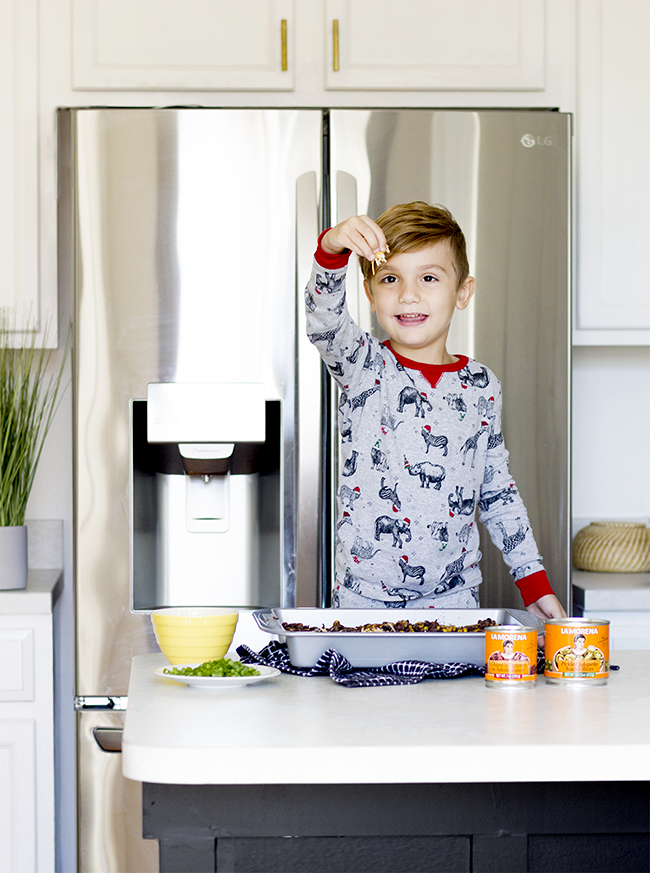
[122,650,650,786]
[0,569,63,614]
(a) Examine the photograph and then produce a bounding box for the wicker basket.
[572,522,650,573]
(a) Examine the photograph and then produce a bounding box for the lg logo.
[521,133,553,148]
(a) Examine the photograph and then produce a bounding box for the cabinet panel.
[575,0,650,335]
[0,629,35,701]
[72,0,295,90]
[0,591,58,873]
[0,721,36,873]
[325,0,545,90]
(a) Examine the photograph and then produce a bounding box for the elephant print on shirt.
[374,516,412,548]
[397,386,433,418]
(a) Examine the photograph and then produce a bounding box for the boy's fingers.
[322,216,387,261]
[346,217,387,261]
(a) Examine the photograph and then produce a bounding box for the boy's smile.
[364,242,475,365]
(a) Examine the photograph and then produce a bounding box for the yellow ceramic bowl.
[150,608,238,665]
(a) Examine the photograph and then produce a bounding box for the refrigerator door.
[77,711,158,873]
[69,107,323,872]
[329,109,571,608]
[71,108,323,699]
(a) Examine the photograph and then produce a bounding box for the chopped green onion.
[164,658,260,677]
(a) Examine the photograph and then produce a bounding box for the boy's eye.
[422,274,438,282]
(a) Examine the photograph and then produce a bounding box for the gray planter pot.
[0,525,28,590]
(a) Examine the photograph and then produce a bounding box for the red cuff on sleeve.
[315,229,352,270]
[515,570,555,607]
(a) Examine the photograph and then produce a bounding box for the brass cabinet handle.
[332,19,339,71]
[281,19,288,71]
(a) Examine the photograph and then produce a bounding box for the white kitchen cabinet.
[71,0,296,90]
[0,0,57,345]
[71,0,547,94]
[0,571,62,873]
[574,0,650,342]
[324,0,545,91]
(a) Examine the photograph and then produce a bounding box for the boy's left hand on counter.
[526,594,567,646]
[526,593,567,622]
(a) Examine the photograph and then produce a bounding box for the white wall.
[572,346,650,525]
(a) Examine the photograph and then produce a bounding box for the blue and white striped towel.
[236,641,538,687]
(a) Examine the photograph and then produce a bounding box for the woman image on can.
[485,626,538,687]
[489,639,530,666]
[553,632,605,674]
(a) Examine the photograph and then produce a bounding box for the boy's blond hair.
[360,202,470,289]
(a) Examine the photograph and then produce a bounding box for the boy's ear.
[456,276,475,312]
[364,279,377,312]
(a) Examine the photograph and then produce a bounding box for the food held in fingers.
[371,244,390,274]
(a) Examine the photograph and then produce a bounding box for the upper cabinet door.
[71,0,295,90]
[575,0,650,339]
[0,0,57,345]
[324,0,545,90]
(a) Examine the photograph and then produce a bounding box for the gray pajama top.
[305,256,546,606]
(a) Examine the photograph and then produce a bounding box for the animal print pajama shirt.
[306,249,552,609]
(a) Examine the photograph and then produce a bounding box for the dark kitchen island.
[123,652,650,872]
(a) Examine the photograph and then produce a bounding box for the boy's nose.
[399,281,420,304]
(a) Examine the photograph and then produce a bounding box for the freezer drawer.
[77,711,158,873]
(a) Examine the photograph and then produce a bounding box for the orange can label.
[485,626,538,684]
[544,620,609,680]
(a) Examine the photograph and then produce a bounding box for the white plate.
[155,663,280,689]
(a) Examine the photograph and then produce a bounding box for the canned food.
[485,625,538,688]
[544,618,610,685]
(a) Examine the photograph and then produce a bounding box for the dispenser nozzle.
[178,443,234,476]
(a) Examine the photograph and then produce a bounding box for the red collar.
[384,342,468,389]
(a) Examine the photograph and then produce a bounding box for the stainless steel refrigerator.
[64,107,571,871]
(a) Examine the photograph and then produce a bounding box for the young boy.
[306,202,565,621]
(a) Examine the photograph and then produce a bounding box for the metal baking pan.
[253,608,542,668]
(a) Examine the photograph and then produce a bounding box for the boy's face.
[364,241,475,365]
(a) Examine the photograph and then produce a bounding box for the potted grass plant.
[0,316,68,589]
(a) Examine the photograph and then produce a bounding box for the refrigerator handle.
[295,171,323,606]
[92,727,123,753]
[334,170,374,335]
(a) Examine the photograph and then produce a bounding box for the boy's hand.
[321,215,387,263]
[526,593,567,622]
[526,594,567,647]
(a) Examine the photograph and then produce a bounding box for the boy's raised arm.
[321,215,387,262]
